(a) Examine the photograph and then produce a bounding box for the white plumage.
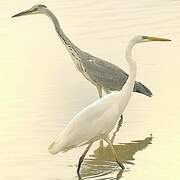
[48,35,170,172]
[10,4,171,174]
[49,92,127,154]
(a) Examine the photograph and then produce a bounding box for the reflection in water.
[99,115,123,150]
[78,135,153,180]
[111,115,123,144]
[2,0,179,179]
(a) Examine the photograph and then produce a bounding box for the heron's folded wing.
[82,57,129,91]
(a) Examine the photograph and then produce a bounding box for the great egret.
[12,4,153,98]
[47,35,170,173]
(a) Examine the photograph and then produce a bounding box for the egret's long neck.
[43,9,80,53]
[121,40,137,95]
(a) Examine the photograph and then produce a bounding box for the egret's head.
[132,35,171,44]
[12,4,47,18]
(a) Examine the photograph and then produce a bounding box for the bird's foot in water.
[116,161,125,169]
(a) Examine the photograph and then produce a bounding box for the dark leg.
[116,169,124,180]
[77,143,93,174]
[105,137,125,169]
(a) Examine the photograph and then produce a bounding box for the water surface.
[0,0,180,179]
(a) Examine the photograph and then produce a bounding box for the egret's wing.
[48,96,120,153]
[82,57,128,91]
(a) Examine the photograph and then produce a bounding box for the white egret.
[48,35,170,173]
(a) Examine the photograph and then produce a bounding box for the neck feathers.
[121,40,137,94]
[43,9,78,51]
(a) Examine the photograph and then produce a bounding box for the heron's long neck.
[121,41,137,95]
[44,9,79,53]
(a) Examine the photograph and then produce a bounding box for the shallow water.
[0,0,180,179]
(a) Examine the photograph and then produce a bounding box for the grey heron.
[47,35,170,173]
[12,4,153,99]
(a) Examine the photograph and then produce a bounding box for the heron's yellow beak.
[143,36,171,42]
[12,9,38,18]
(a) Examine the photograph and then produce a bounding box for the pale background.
[0,0,180,179]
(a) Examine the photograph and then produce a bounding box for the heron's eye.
[38,5,47,8]
[41,5,47,8]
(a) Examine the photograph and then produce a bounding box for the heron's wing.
[82,57,128,91]
[81,53,152,97]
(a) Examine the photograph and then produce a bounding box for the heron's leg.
[96,85,102,98]
[77,143,93,174]
[103,88,111,95]
[111,114,123,143]
[104,137,125,169]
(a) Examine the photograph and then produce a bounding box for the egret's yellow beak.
[12,9,37,18]
[143,36,171,42]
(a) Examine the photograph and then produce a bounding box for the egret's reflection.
[77,135,153,180]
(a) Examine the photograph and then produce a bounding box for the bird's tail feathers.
[134,81,153,97]
[48,135,66,154]
[48,136,78,154]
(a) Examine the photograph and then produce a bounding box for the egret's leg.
[116,169,124,179]
[96,85,104,147]
[105,137,125,169]
[77,143,93,174]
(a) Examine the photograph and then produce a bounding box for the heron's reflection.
[78,134,153,180]
[111,115,123,144]
[99,115,123,149]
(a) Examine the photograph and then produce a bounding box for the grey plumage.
[12,4,153,98]
[80,53,152,97]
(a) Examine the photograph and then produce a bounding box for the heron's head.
[12,4,48,18]
[132,35,171,44]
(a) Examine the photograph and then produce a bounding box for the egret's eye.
[142,36,148,40]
